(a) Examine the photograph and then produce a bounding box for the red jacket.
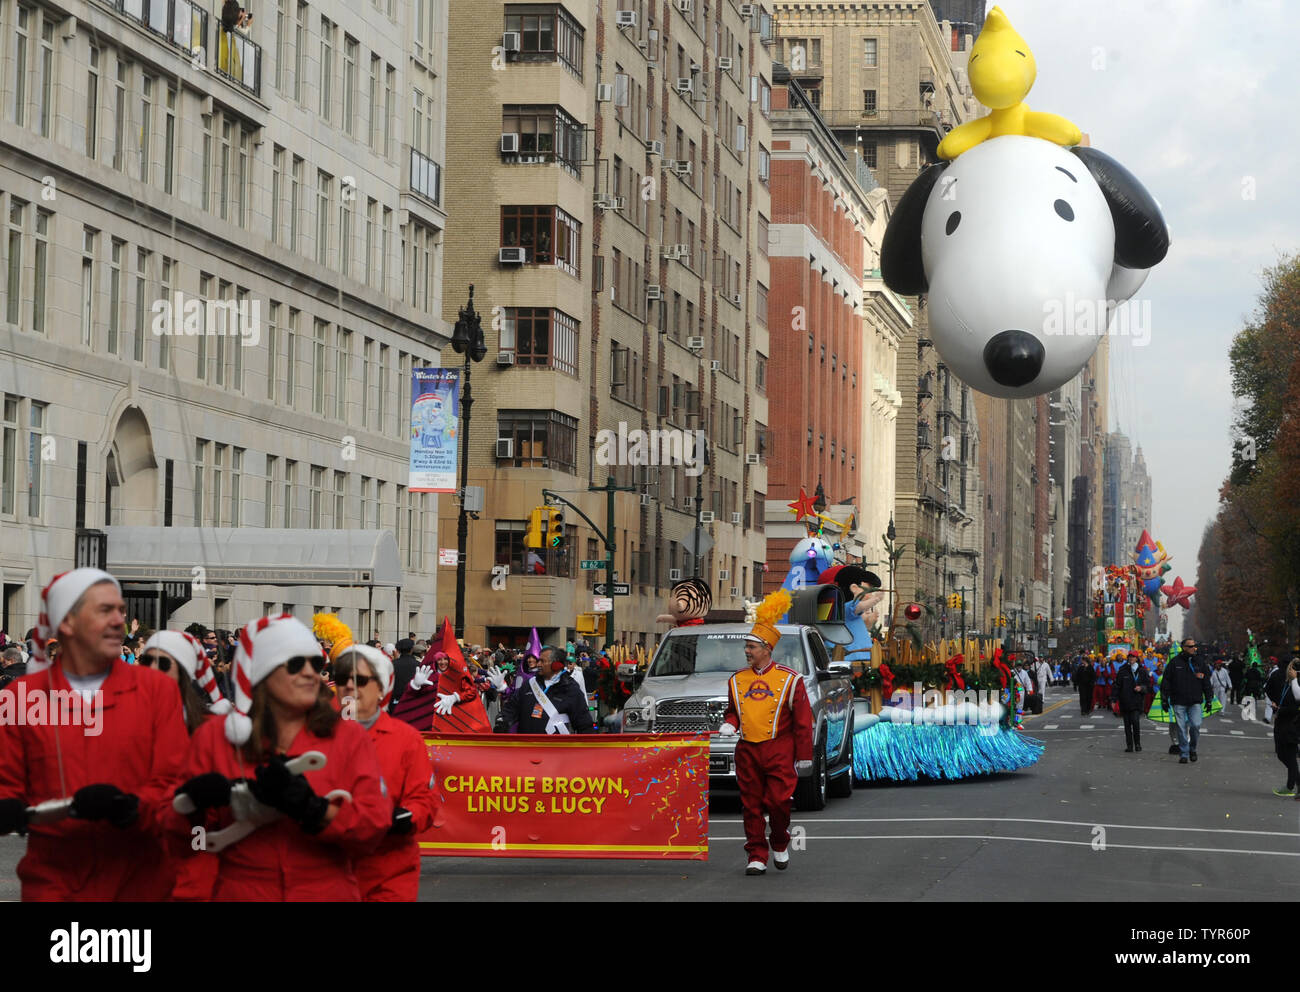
[162,715,391,902]
[354,712,437,902]
[0,658,190,901]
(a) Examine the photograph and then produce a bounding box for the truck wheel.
[827,738,853,799]
[794,741,827,811]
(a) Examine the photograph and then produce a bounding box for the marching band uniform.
[719,591,811,874]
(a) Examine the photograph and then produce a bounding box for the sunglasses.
[285,655,324,675]
[140,652,173,673]
[333,670,374,688]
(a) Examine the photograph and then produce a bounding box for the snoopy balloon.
[882,8,1170,399]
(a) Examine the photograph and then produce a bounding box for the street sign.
[681,530,713,557]
[593,582,630,596]
[438,548,458,566]
[581,560,605,570]
[593,597,613,612]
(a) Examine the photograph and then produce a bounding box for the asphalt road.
[1,696,1296,902]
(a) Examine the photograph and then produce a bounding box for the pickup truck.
[618,622,855,810]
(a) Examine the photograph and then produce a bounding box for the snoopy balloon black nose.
[983,330,1045,388]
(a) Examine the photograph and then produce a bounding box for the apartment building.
[438,0,773,649]
[0,0,447,640]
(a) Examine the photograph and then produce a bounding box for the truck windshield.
[647,632,807,677]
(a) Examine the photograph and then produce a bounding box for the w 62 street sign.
[593,582,630,596]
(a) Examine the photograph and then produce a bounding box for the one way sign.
[593,582,630,596]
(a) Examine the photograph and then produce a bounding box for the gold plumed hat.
[747,589,791,649]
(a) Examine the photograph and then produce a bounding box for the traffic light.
[545,508,564,548]
[524,507,545,549]
[947,593,962,609]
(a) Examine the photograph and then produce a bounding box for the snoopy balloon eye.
[881,135,1170,399]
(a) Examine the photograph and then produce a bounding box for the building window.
[132,248,150,361]
[294,1,307,102]
[27,401,45,519]
[283,459,297,527]
[343,36,358,136]
[319,16,335,121]
[758,145,770,183]
[86,47,100,158]
[335,328,351,419]
[862,140,877,170]
[230,448,243,526]
[1,395,18,516]
[756,283,767,327]
[368,54,381,150]
[285,307,299,406]
[107,238,123,354]
[333,470,345,527]
[316,170,332,266]
[163,86,177,193]
[501,105,585,176]
[13,7,29,127]
[757,213,769,256]
[265,454,278,527]
[498,308,578,375]
[383,65,395,158]
[863,38,878,68]
[501,205,581,276]
[313,319,327,414]
[80,228,97,349]
[138,75,152,181]
[863,89,877,115]
[32,209,49,335]
[496,521,570,577]
[504,4,585,79]
[310,465,324,528]
[497,409,578,474]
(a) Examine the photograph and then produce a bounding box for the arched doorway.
[106,407,158,526]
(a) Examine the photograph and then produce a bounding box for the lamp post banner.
[417,733,710,859]
[410,367,460,493]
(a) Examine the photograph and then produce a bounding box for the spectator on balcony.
[526,548,545,575]
[221,0,241,32]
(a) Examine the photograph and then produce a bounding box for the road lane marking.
[1044,724,1059,730]
[1231,730,1245,735]
[708,835,1300,857]
[710,817,1297,837]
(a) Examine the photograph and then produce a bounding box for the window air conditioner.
[640,492,652,506]
[700,511,716,524]
[740,4,756,18]
[672,160,692,175]
[718,57,733,71]
[676,0,692,12]
[675,78,693,95]
[710,360,721,371]
[499,247,526,264]
[686,335,705,350]
[502,32,521,52]
[596,83,614,102]
[496,351,515,366]
[730,586,740,597]
[717,568,729,579]
[616,9,638,27]
[501,133,519,153]
[745,453,760,465]
[495,438,513,458]
[646,139,664,156]
[646,284,663,300]
[730,512,742,524]
[670,568,683,581]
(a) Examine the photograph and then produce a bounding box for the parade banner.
[417,733,709,859]
[409,367,459,493]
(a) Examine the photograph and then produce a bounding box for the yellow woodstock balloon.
[936,5,1082,161]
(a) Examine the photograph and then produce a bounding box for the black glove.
[0,798,27,836]
[390,806,414,835]
[251,756,329,834]
[71,784,139,828]
[176,773,232,813]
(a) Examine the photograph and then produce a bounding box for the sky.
[990,0,1298,639]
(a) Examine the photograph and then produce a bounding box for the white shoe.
[745,860,767,875]
[773,848,789,870]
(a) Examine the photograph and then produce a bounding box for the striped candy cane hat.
[142,630,232,715]
[225,614,322,746]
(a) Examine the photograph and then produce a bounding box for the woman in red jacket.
[166,614,390,901]
[333,644,437,901]
[139,629,232,901]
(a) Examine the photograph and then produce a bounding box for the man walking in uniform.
[718,591,811,876]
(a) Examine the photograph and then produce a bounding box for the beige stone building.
[438,1,773,650]
[0,0,448,641]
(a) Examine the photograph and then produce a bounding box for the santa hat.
[143,630,232,714]
[336,643,395,706]
[32,569,122,672]
[226,614,322,745]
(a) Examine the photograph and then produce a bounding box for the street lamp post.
[451,285,486,641]
[1018,585,1026,653]
[885,515,899,627]
[971,558,979,636]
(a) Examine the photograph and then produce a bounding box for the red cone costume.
[0,658,190,901]
[393,618,490,733]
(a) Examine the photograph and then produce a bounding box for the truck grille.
[653,698,725,733]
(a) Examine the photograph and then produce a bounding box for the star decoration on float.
[787,487,818,523]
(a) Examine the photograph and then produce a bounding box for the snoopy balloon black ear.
[1069,146,1170,270]
[881,161,949,296]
